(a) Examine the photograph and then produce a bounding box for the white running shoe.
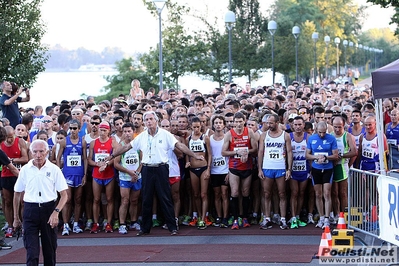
[73,225,83,234]
[119,225,128,234]
[62,224,70,236]
[307,213,315,224]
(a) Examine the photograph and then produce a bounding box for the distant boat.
[78,64,116,72]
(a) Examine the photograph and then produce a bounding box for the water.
[19,71,116,108]
[19,70,279,109]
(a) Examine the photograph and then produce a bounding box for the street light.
[152,0,166,91]
[349,41,354,67]
[324,36,330,79]
[312,32,318,85]
[343,40,348,73]
[292,26,300,82]
[334,37,340,76]
[268,20,277,85]
[225,11,236,83]
[358,44,363,67]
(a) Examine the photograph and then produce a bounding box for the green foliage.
[94,58,156,103]
[0,0,48,87]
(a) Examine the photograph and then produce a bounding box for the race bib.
[213,156,226,167]
[233,147,248,159]
[314,152,328,164]
[362,148,375,159]
[12,163,22,170]
[292,160,306,171]
[67,155,81,167]
[387,139,397,146]
[267,148,283,160]
[95,153,109,163]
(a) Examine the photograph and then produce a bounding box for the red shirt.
[228,127,252,170]
[1,137,22,177]
[92,138,114,179]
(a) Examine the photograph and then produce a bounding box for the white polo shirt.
[130,127,177,164]
[14,159,68,203]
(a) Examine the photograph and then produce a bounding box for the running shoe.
[220,218,228,228]
[272,214,281,224]
[204,216,213,226]
[197,220,207,230]
[90,223,99,234]
[119,225,128,234]
[62,224,70,236]
[105,223,113,233]
[290,218,298,229]
[1,222,9,232]
[0,239,12,250]
[250,216,258,225]
[113,220,120,230]
[243,218,250,228]
[280,219,288,230]
[259,216,267,227]
[182,215,190,226]
[175,217,179,231]
[101,220,108,231]
[307,213,315,224]
[231,220,239,230]
[162,224,168,230]
[322,219,330,230]
[130,222,141,231]
[213,217,221,227]
[5,228,14,238]
[188,217,198,227]
[85,219,93,231]
[260,219,273,230]
[315,218,324,228]
[152,219,161,227]
[228,216,234,226]
[208,215,216,223]
[297,219,307,227]
[73,225,83,234]
[171,230,178,236]
[238,217,243,227]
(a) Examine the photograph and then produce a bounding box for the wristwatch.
[54,208,60,213]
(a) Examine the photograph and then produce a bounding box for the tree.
[0,0,48,86]
[95,57,155,102]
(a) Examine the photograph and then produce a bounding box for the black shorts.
[210,174,228,187]
[1,176,17,191]
[311,168,333,185]
[229,168,252,179]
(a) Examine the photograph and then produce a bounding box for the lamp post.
[343,40,348,73]
[349,41,353,67]
[334,37,340,76]
[268,20,277,85]
[312,32,318,85]
[225,11,236,83]
[358,44,363,67]
[292,26,300,82]
[152,0,166,91]
[324,36,330,79]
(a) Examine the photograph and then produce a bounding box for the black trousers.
[23,201,57,266]
[141,164,177,233]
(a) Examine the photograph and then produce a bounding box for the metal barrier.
[347,168,380,239]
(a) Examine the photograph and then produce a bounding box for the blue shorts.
[291,172,308,182]
[93,178,113,186]
[65,175,84,187]
[119,179,142,191]
[262,169,286,179]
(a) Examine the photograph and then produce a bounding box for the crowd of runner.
[0,74,395,243]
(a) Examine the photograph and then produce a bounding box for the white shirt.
[130,127,177,164]
[14,159,68,203]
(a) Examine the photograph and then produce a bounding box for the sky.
[40,0,395,54]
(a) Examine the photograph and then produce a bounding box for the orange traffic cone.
[317,232,331,257]
[336,212,346,229]
[324,225,332,247]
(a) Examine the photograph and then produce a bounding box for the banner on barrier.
[378,174,399,246]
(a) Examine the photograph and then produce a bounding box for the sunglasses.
[42,120,52,123]
[91,122,100,125]
[69,127,78,130]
